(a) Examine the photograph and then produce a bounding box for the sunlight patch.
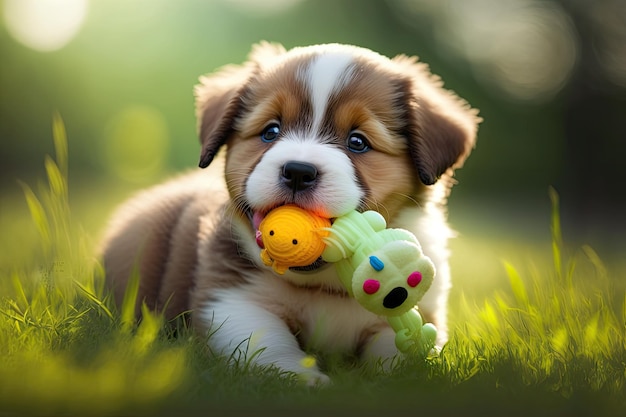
[3,0,89,52]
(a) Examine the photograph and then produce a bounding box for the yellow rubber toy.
[258,205,331,274]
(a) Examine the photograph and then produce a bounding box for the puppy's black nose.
[383,287,408,309]
[281,161,318,192]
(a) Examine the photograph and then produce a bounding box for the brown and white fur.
[100,43,480,383]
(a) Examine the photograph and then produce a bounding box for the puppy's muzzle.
[281,161,318,192]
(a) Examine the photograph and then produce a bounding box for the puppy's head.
[195,42,480,228]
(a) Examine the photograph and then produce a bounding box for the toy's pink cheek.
[363,279,380,295]
[407,271,422,287]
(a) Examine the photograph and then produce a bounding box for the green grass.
[1,117,625,416]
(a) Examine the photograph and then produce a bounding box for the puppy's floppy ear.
[195,64,253,168]
[195,42,287,168]
[393,55,481,185]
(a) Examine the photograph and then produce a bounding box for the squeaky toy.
[256,204,331,274]
[256,205,437,355]
[321,210,437,354]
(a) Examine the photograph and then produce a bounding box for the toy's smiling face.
[351,240,435,316]
[258,205,330,274]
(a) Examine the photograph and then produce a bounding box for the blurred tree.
[0,0,625,242]
[559,0,626,231]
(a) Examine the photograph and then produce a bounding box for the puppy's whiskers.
[392,192,423,209]
[361,196,389,218]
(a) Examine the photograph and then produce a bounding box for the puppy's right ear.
[195,64,254,168]
[195,42,287,168]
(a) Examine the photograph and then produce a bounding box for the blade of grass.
[503,261,528,305]
[120,266,140,333]
[549,186,563,283]
[134,303,164,354]
[10,272,29,308]
[19,182,51,248]
[74,280,114,320]
[52,111,68,178]
[44,156,67,200]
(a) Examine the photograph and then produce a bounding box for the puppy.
[100,42,479,383]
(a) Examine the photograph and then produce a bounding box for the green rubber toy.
[322,210,437,354]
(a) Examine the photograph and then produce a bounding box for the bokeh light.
[390,0,578,102]
[102,106,170,184]
[470,2,578,101]
[3,0,89,52]
[590,0,626,88]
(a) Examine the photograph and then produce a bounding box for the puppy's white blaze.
[245,137,362,217]
[302,52,355,134]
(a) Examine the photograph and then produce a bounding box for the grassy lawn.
[1,120,624,416]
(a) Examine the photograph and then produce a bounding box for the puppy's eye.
[260,123,280,143]
[346,132,370,153]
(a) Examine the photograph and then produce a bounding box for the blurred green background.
[1,0,625,275]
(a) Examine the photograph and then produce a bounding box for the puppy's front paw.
[298,369,331,387]
[288,355,329,386]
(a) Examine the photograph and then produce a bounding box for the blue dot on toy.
[369,255,385,271]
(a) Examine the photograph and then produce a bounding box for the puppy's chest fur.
[191,204,386,353]
[207,279,384,354]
